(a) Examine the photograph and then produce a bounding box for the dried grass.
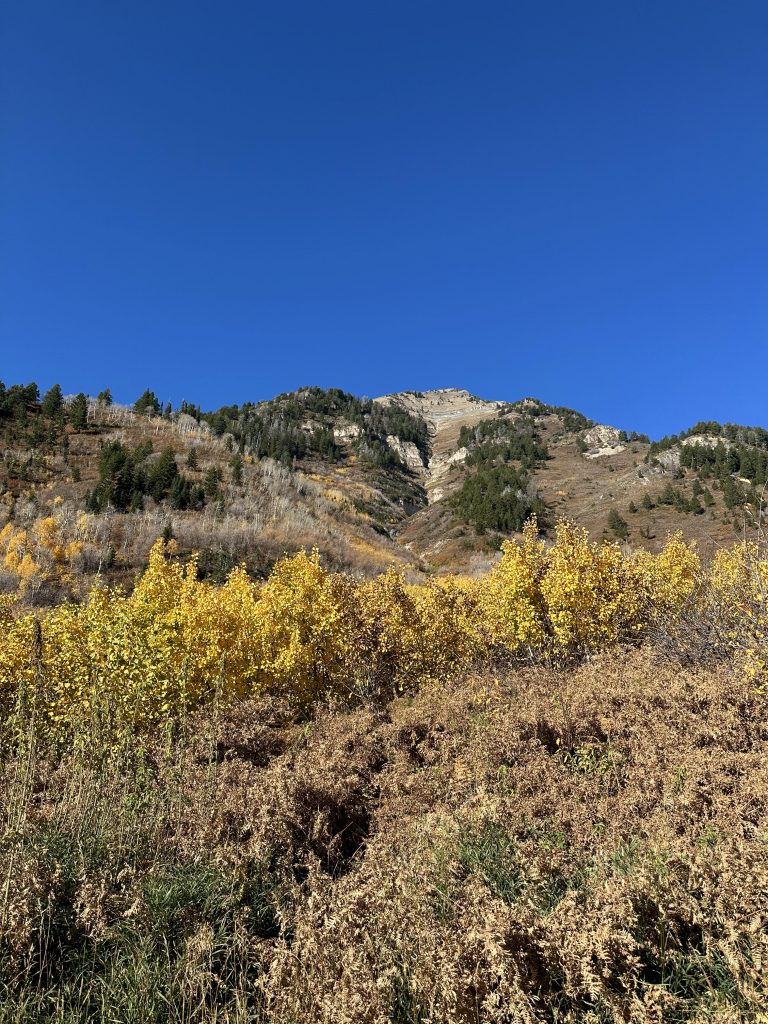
[0,648,765,1021]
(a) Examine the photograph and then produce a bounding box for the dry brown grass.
[1,647,765,1022]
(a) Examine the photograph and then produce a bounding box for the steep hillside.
[0,385,424,603]
[389,394,765,572]
[1,379,766,600]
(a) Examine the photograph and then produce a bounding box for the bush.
[0,518,722,739]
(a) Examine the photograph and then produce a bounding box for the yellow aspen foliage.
[3,548,21,574]
[482,520,699,660]
[17,553,42,592]
[411,576,486,680]
[34,516,60,552]
[0,522,763,740]
[75,512,94,540]
[706,541,768,682]
[631,531,700,614]
[482,518,549,654]
[0,518,89,586]
[251,547,351,707]
[3,529,32,577]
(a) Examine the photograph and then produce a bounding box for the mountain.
[1,380,765,602]
[377,389,760,570]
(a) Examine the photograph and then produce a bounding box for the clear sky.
[1,1,766,437]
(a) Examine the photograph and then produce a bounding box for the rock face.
[375,388,503,430]
[448,446,469,466]
[657,450,681,472]
[376,389,504,502]
[426,445,469,491]
[680,434,723,449]
[386,436,426,472]
[333,423,361,442]
[583,425,625,459]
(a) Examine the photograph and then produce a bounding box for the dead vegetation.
[1,648,765,1022]
[0,403,415,603]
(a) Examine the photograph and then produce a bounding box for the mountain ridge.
[1,378,765,603]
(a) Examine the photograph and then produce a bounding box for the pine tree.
[204,466,223,499]
[69,393,89,430]
[133,390,161,417]
[146,447,179,502]
[96,388,113,407]
[41,384,64,417]
[608,508,629,541]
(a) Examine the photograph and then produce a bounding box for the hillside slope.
[1,379,765,598]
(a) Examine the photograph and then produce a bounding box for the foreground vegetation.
[1,650,766,1022]
[2,517,767,736]
[0,519,767,1020]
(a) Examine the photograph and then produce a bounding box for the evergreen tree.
[91,442,139,511]
[720,475,744,509]
[168,475,194,509]
[41,384,64,417]
[69,393,89,430]
[608,508,629,540]
[146,448,179,502]
[451,465,546,534]
[96,388,113,407]
[133,390,161,417]
[204,466,223,499]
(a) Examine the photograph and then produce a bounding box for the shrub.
[3,518,768,742]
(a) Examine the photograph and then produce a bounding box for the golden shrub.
[0,521,762,738]
[483,519,699,661]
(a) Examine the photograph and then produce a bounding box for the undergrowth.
[0,650,765,1022]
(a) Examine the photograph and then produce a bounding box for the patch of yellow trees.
[0,516,85,594]
[0,519,765,736]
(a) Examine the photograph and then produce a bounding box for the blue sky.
[1,1,766,437]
